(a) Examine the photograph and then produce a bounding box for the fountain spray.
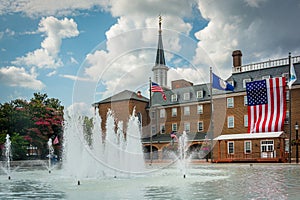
[178,131,188,179]
[5,134,12,180]
[47,138,54,173]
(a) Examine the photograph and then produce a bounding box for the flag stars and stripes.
[246,77,286,133]
[246,80,268,106]
[151,82,167,101]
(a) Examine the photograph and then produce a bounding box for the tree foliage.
[83,116,94,146]
[0,93,64,160]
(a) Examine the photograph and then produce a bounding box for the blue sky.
[1,0,300,114]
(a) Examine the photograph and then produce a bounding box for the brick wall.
[98,99,149,137]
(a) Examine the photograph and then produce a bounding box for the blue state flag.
[212,73,234,91]
[288,64,297,89]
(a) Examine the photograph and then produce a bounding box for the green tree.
[11,133,29,160]
[0,93,64,160]
[83,116,94,146]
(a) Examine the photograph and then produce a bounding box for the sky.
[1,0,300,114]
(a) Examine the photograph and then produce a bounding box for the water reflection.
[0,164,300,199]
[0,179,65,199]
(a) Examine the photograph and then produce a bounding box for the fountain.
[177,131,189,178]
[2,112,300,199]
[4,134,12,180]
[47,138,54,173]
[62,108,145,183]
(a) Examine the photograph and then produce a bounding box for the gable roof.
[94,90,149,105]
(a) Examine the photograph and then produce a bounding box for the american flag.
[53,136,59,145]
[246,77,286,133]
[151,82,166,100]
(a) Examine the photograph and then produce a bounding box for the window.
[244,96,248,106]
[196,90,203,98]
[184,122,190,133]
[184,106,190,115]
[171,94,178,102]
[228,116,234,128]
[285,111,289,124]
[160,124,165,134]
[197,105,203,114]
[244,115,248,127]
[151,111,155,119]
[172,107,177,117]
[243,78,251,88]
[286,90,289,101]
[198,121,204,132]
[228,141,234,154]
[261,140,274,152]
[160,109,165,118]
[151,126,156,135]
[183,92,190,100]
[285,139,289,152]
[244,141,252,154]
[172,123,177,132]
[227,97,234,108]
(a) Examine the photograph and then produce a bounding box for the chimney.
[137,91,142,97]
[232,50,242,68]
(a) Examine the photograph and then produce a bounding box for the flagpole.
[149,77,153,165]
[209,67,214,162]
[288,52,292,163]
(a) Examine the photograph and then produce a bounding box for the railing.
[232,56,300,74]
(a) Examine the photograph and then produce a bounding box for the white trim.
[228,141,234,154]
[227,116,234,128]
[214,131,284,141]
[244,141,252,154]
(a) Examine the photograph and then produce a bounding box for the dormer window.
[183,92,190,100]
[171,94,177,102]
[243,78,251,88]
[196,90,203,98]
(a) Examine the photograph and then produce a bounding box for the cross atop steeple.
[155,15,166,65]
[159,15,162,33]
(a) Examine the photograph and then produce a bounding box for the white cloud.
[46,70,57,77]
[244,0,267,8]
[12,16,79,69]
[60,74,93,82]
[13,48,62,69]
[168,67,206,86]
[80,1,194,101]
[0,66,45,90]
[66,102,94,117]
[0,0,108,18]
[38,17,79,56]
[194,0,300,77]
[0,28,15,40]
[70,57,79,64]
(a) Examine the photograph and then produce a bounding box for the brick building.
[93,90,150,137]
[94,17,300,163]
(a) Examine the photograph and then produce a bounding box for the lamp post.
[295,122,299,164]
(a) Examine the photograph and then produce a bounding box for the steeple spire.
[155,15,166,65]
[152,15,169,88]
